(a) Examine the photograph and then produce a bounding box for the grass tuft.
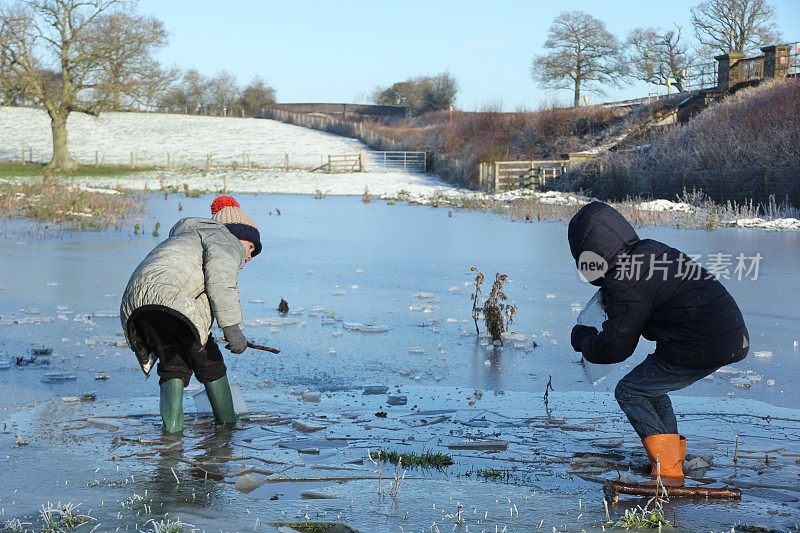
[39,502,95,532]
[475,467,512,482]
[271,523,338,532]
[141,518,195,533]
[378,450,453,470]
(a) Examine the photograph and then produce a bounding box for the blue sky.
[138,0,800,111]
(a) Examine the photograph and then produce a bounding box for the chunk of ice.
[301,392,321,403]
[387,395,407,406]
[358,324,389,332]
[42,372,77,383]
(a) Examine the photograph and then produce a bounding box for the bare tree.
[206,70,240,116]
[690,0,781,57]
[0,0,167,171]
[130,62,179,110]
[627,25,691,92]
[181,68,209,113]
[88,10,167,110]
[239,75,276,117]
[531,11,627,107]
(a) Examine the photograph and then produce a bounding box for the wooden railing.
[478,159,570,193]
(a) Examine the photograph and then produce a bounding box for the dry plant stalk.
[543,375,554,409]
[484,273,509,342]
[389,456,406,500]
[470,267,515,343]
[469,266,485,335]
[367,449,384,500]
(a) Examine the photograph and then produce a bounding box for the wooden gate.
[479,160,569,193]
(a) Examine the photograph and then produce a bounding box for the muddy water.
[1,194,798,531]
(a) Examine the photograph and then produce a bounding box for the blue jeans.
[614,354,718,438]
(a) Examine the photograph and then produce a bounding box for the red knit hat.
[210,195,262,257]
[211,195,240,215]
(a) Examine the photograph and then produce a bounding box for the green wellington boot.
[204,375,236,424]
[160,378,185,434]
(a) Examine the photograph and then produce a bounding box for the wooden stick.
[247,341,280,354]
[604,480,741,503]
[217,338,280,354]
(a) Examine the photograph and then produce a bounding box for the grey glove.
[222,324,247,354]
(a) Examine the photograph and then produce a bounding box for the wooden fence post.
[284,153,289,171]
[130,151,135,168]
[494,161,500,193]
[29,148,32,163]
[359,151,364,172]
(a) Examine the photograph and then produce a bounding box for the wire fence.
[0,147,426,173]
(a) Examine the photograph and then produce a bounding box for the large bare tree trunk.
[46,112,78,172]
[574,79,581,107]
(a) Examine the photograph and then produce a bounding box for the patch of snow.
[636,199,694,212]
[731,218,766,227]
[727,217,800,231]
[759,218,800,231]
[76,185,122,195]
[534,190,587,206]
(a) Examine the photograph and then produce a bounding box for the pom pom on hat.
[210,195,262,257]
[211,195,240,215]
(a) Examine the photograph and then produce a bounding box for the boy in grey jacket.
[121,196,261,433]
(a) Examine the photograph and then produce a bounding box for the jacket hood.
[568,202,640,283]
[169,217,221,236]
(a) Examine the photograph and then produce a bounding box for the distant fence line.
[268,103,408,118]
[2,146,426,173]
[263,108,409,153]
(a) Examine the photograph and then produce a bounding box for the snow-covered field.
[1,106,372,167]
[0,106,457,196]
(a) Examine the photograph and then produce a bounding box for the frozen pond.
[1,194,799,531]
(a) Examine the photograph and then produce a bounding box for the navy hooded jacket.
[568,202,749,369]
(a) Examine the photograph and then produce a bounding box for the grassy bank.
[561,79,800,206]
[0,175,141,229]
[0,161,158,178]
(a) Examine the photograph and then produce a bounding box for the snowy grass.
[0,107,370,168]
[0,106,455,196]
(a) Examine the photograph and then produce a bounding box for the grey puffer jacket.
[120,218,246,359]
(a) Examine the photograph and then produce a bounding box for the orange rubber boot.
[642,433,684,485]
[679,435,687,463]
